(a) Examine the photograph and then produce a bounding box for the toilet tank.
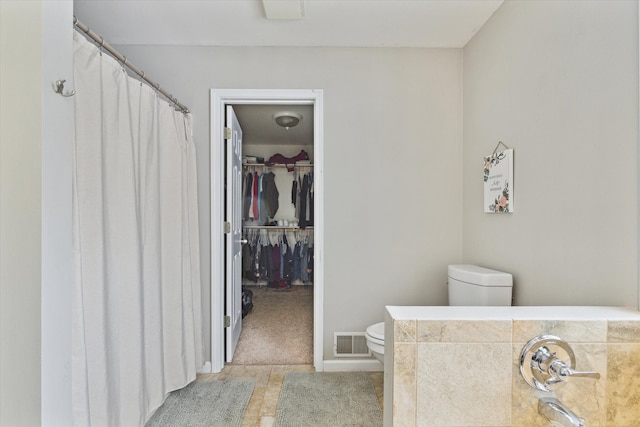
[448,264,513,306]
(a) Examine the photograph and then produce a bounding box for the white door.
[225,105,244,361]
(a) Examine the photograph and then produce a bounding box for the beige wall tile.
[417,320,512,343]
[608,321,640,343]
[607,343,640,426]
[416,343,511,427]
[393,343,417,427]
[514,320,607,344]
[555,343,607,426]
[513,340,607,426]
[395,320,417,343]
[390,317,640,427]
[511,344,554,427]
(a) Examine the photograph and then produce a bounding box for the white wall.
[1,3,73,425]
[462,0,639,306]
[41,1,74,424]
[113,45,464,359]
[0,2,43,425]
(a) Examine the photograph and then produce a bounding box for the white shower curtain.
[71,31,203,426]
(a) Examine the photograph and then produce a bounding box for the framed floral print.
[483,148,513,213]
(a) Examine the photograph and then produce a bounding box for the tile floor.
[197,365,384,427]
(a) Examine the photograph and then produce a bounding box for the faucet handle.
[520,335,600,392]
[550,360,601,381]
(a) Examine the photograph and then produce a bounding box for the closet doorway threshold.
[210,89,324,373]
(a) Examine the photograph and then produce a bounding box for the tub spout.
[538,397,587,427]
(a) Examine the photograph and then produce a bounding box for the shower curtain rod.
[73,16,190,114]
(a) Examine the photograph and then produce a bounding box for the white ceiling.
[73,0,504,145]
[73,0,503,48]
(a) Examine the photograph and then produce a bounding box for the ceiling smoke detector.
[273,111,302,130]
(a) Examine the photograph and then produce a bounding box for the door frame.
[210,89,324,372]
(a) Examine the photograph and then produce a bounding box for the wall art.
[483,147,513,213]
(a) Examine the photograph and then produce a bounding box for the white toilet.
[365,264,513,364]
[365,322,385,363]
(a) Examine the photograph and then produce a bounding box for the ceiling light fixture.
[273,111,302,130]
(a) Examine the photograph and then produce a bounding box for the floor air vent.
[334,333,370,357]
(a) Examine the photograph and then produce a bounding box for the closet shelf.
[243,225,314,230]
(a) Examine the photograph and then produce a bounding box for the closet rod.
[73,16,190,114]
[243,163,314,168]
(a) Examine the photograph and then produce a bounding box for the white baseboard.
[322,359,383,372]
[198,361,212,374]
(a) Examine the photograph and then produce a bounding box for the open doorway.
[231,103,314,365]
[210,89,324,373]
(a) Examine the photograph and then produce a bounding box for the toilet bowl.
[365,322,385,363]
[365,264,513,365]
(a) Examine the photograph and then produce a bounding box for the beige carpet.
[231,285,313,365]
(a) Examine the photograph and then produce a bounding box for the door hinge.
[224,315,231,327]
[225,127,232,140]
[224,221,231,234]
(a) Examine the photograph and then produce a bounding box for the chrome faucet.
[539,397,587,427]
[520,335,601,391]
[533,345,601,387]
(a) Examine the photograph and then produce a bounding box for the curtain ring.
[120,56,128,73]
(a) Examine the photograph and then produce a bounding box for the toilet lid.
[366,322,385,341]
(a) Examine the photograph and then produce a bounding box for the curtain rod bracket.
[53,79,76,97]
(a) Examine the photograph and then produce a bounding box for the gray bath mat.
[274,371,383,427]
[145,379,254,427]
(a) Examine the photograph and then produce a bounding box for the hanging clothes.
[243,169,280,225]
[242,228,313,285]
[243,172,253,220]
[252,171,259,219]
[299,242,309,283]
[294,169,313,229]
[271,243,281,281]
[298,174,308,228]
[292,242,302,281]
[308,173,314,225]
[307,244,314,283]
[261,171,279,220]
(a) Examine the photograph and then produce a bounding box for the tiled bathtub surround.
[384,306,640,427]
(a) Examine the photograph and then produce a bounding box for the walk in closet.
[242,162,314,289]
[229,104,314,365]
